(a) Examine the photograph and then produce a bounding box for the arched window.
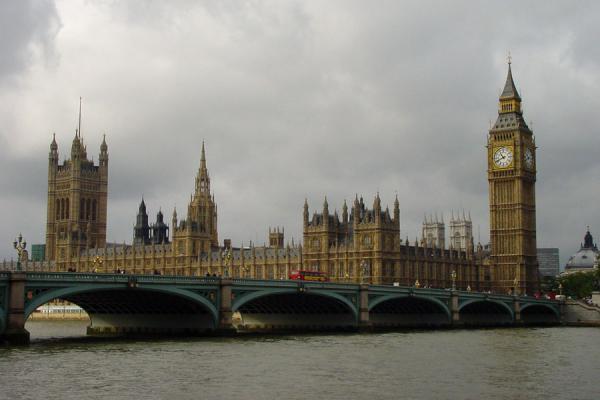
[56,201,60,220]
[86,198,91,220]
[92,200,97,221]
[65,198,69,219]
[80,199,85,219]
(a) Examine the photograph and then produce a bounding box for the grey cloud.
[0,1,60,83]
[1,1,599,267]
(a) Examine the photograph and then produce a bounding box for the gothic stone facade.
[302,196,488,289]
[487,63,539,294]
[45,132,108,263]
[43,64,536,292]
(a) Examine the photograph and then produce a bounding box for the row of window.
[55,197,97,221]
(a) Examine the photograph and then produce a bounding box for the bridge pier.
[450,291,459,325]
[514,298,521,325]
[358,284,372,332]
[217,279,236,334]
[1,273,30,345]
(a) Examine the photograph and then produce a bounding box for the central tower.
[487,61,538,294]
[171,142,218,265]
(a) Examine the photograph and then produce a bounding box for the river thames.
[0,321,598,400]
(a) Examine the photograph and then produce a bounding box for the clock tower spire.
[487,59,538,295]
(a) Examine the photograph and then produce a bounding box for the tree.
[558,271,596,299]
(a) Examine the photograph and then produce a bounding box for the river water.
[0,321,598,400]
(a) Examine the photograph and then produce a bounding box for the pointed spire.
[50,133,58,151]
[195,142,210,195]
[373,192,381,211]
[101,133,107,152]
[500,57,521,100]
[78,96,82,138]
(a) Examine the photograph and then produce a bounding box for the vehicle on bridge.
[289,270,328,282]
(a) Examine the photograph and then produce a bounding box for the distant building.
[31,244,46,262]
[449,211,473,252]
[422,214,445,249]
[564,228,599,274]
[537,248,559,278]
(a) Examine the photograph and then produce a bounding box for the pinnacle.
[500,62,521,100]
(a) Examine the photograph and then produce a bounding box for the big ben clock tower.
[487,60,539,294]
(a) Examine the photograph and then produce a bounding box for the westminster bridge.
[0,271,561,344]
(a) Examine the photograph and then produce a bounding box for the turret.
[49,133,58,164]
[353,195,360,227]
[134,198,150,245]
[373,193,381,223]
[99,134,108,167]
[303,198,309,227]
[393,194,400,224]
[322,197,329,227]
[342,199,348,224]
[71,131,82,162]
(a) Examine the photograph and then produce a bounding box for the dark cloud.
[0,1,60,84]
[1,1,599,267]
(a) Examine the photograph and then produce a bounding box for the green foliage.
[557,270,599,299]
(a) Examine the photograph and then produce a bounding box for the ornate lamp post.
[360,259,370,284]
[91,256,104,273]
[241,263,249,278]
[222,248,232,278]
[558,282,563,296]
[513,277,519,296]
[451,270,457,291]
[13,233,27,272]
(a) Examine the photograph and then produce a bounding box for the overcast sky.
[1,1,599,267]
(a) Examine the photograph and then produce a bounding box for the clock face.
[493,146,513,168]
[524,148,534,169]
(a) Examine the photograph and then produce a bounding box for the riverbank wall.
[561,300,600,326]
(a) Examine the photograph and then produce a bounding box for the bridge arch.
[369,294,451,328]
[232,289,358,332]
[458,299,514,326]
[25,285,219,335]
[520,303,560,324]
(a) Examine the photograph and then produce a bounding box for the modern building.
[564,229,598,274]
[30,244,46,262]
[537,248,559,278]
[41,63,538,292]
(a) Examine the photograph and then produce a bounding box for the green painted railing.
[25,272,220,285]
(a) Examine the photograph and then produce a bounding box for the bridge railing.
[229,278,358,290]
[24,272,221,285]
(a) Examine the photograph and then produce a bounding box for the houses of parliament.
[41,63,539,294]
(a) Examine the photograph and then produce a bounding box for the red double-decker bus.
[289,270,328,282]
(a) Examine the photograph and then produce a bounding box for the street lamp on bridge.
[13,233,26,272]
[222,248,232,278]
[360,259,370,284]
[451,270,457,291]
